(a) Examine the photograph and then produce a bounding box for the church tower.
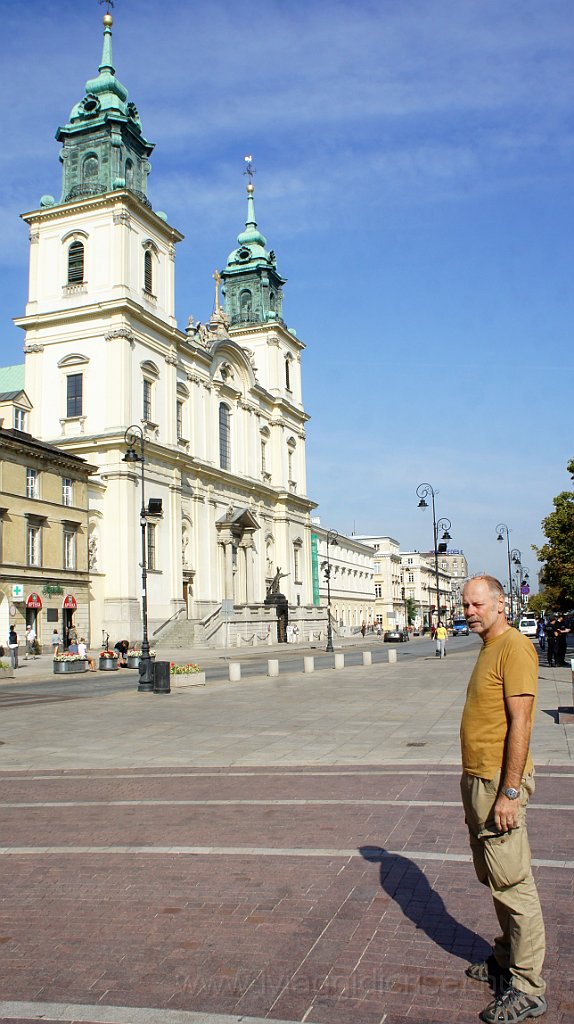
[55,11,154,207]
[222,170,286,327]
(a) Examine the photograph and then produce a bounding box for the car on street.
[384,629,409,643]
[518,616,537,638]
[451,617,470,636]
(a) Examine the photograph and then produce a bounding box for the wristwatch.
[502,786,520,800]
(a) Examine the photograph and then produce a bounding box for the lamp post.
[123,425,154,692]
[496,524,514,622]
[416,483,452,629]
[511,548,522,617]
[324,529,338,653]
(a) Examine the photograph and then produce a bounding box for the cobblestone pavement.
[0,649,573,1024]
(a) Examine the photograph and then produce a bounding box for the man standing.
[460,575,546,1023]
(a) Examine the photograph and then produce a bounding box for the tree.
[406,597,418,624]
[533,458,574,610]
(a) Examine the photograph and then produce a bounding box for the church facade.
[15,12,323,646]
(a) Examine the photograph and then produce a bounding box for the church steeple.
[53,11,154,208]
[222,163,286,327]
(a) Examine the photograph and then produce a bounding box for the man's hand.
[494,793,521,832]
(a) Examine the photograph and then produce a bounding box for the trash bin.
[153,660,171,694]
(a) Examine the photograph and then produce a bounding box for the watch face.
[504,787,519,799]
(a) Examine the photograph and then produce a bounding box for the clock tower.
[221,180,286,326]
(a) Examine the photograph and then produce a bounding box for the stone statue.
[88,535,98,571]
[267,566,289,597]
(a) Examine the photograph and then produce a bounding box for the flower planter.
[170,670,206,689]
[99,657,119,672]
[53,660,88,675]
[126,654,156,670]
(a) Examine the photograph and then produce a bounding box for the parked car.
[451,618,470,637]
[518,616,537,638]
[384,629,409,643]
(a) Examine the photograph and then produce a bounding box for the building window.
[147,523,156,570]
[13,408,26,431]
[26,467,39,498]
[125,158,134,189]
[375,583,382,598]
[294,544,302,583]
[27,524,41,566]
[219,403,230,470]
[67,241,84,284]
[143,379,153,422]
[407,557,413,565]
[239,289,252,321]
[176,399,184,439]
[66,373,83,418]
[144,249,153,295]
[62,478,73,506]
[64,528,76,570]
[285,357,291,391]
[408,573,414,583]
[82,154,99,184]
[261,437,267,474]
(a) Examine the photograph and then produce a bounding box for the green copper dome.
[222,182,286,327]
[55,13,154,207]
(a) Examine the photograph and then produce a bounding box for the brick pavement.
[1,766,573,1024]
[1,646,573,1024]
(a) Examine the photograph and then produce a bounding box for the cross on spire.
[212,269,222,311]
[98,0,115,13]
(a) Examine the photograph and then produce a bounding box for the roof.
[0,390,24,401]
[0,365,25,392]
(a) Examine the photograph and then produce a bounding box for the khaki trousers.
[460,770,546,995]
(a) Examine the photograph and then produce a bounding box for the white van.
[518,616,537,638]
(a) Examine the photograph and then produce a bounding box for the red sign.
[62,594,77,610]
[26,592,43,610]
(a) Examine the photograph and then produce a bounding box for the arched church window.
[219,403,231,471]
[285,356,292,392]
[125,159,134,189]
[144,250,153,295]
[239,289,252,322]
[67,241,84,284]
[82,155,99,184]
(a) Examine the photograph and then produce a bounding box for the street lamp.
[324,529,338,653]
[123,425,162,693]
[496,524,514,622]
[511,548,523,617]
[416,483,452,629]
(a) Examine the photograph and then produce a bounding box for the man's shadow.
[360,846,490,960]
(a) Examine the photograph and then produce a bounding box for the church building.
[15,11,322,646]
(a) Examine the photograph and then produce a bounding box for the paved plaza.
[0,641,573,1024]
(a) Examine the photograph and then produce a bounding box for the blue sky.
[2,0,573,586]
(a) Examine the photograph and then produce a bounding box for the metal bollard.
[153,660,171,694]
[268,659,279,677]
[388,649,397,664]
[362,651,372,667]
[334,653,345,670]
[304,656,315,673]
[229,662,241,682]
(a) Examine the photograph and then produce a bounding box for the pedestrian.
[545,617,557,668]
[435,621,448,658]
[51,629,61,656]
[77,638,96,672]
[67,624,78,647]
[460,575,546,1023]
[360,622,366,638]
[535,619,545,652]
[25,623,36,659]
[555,616,569,667]
[7,626,19,669]
[114,639,129,667]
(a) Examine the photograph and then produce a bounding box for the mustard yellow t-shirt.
[436,626,448,640]
[460,627,538,779]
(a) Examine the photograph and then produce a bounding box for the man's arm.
[494,693,535,832]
